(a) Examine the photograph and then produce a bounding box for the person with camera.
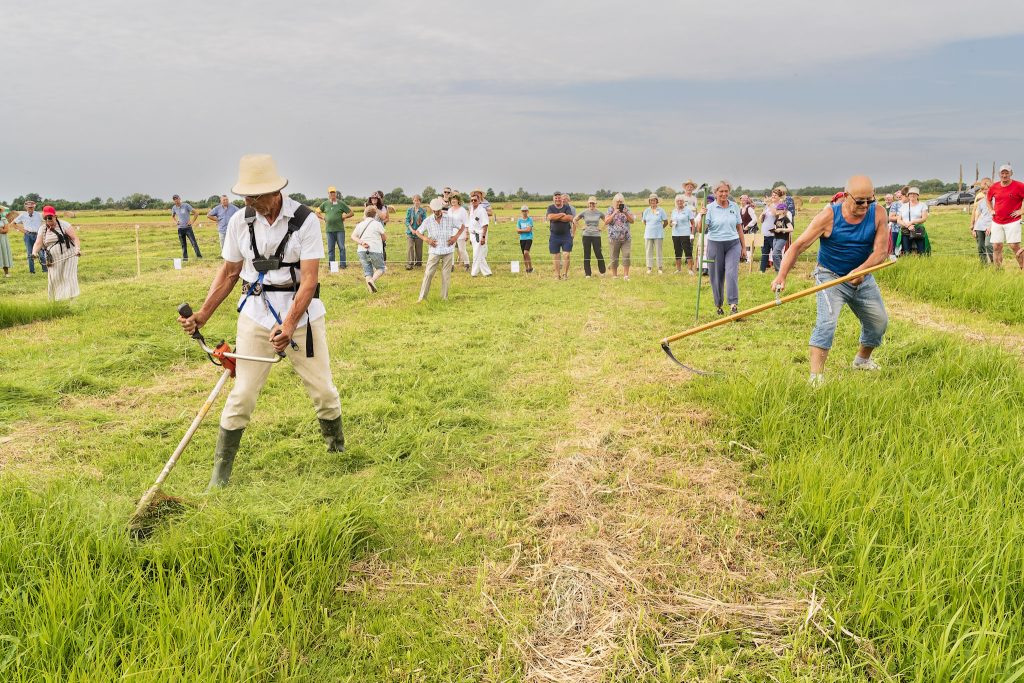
[353,205,387,292]
[605,193,635,280]
[177,154,345,490]
[895,187,929,256]
[32,206,81,300]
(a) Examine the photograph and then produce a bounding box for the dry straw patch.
[887,293,1024,357]
[517,314,835,681]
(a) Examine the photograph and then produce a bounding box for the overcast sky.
[5,0,1023,201]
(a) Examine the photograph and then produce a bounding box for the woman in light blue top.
[642,193,668,273]
[698,181,745,314]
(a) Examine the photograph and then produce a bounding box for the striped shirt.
[416,213,461,255]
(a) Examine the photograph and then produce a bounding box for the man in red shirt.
[986,164,1024,268]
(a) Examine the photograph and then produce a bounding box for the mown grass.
[2,212,1023,680]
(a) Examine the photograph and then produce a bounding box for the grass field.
[2,202,1024,681]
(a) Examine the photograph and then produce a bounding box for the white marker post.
[510,260,520,273]
[329,261,339,273]
[135,224,142,278]
[173,258,182,270]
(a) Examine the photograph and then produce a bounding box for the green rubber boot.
[206,427,244,491]
[318,417,345,453]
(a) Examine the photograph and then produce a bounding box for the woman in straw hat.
[176,154,346,489]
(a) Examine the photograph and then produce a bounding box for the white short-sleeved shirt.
[222,195,326,330]
[15,211,43,232]
[467,204,489,234]
[448,206,469,235]
[352,218,386,252]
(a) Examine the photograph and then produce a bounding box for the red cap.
[42,205,57,216]
[830,192,845,203]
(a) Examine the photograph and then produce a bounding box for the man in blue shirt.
[772,175,890,386]
[13,200,46,273]
[207,195,239,250]
[171,194,202,261]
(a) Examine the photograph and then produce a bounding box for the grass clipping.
[518,422,835,682]
[128,490,188,539]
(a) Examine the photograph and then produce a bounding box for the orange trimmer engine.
[212,342,237,377]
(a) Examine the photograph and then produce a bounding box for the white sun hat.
[231,154,289,196]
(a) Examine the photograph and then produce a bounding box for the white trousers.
[455,236,469,265]
[220,313,342,430]
[470,233,492,276]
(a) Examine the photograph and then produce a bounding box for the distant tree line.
[4,178,969,212]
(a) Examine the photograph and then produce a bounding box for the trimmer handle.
[177,302,205,342]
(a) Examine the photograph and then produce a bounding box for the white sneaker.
[688,269,695,276]
[808,373,825,387]
[623,275,630,281]
[646,268,652,274]
[658,269,664,275]
[852,356,881,371]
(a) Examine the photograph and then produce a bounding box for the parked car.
[927,190,977,206]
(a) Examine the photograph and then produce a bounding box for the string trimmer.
[128,303,281,536]
[661,258,896,375]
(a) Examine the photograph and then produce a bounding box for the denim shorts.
[549,233,573,254]
[358,251,385,277]
[809,265,888,350]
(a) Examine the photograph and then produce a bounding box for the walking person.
[171,194,202,261]
[516,205,535,273]
[448,193,470,271]
[415,198,465,301]
[575,196,606,277]
[13,200,45,273]
[971,179,994,264]
[895,187,929,256]
[0,205,14,278]
[177,154,345,490]
[698,181,745,315]
[404,195,426,270]
[207,194,240,250]
[772,175,889,386]
[353,206,387,293]
[468,190,492,277]
[642,193,668,274]
[546,192,575,279]
[605,193,634,280]
[670,194,695,274]
[316,186,352,269]
[32,206,81,301]
[986,164,1024,269]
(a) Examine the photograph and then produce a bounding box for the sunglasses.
[848,196,876,207]
[44,216,56,220]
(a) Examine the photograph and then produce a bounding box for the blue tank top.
[818,203,876,276]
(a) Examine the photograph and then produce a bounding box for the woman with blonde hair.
[605,193,635,280]
[698,181,744,314]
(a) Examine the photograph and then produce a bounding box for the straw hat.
[908,187,920,195]
[648,193,659,201]
[231,154,289,196]
[682,179,697,189]
[520,205,530,212]
[587,196,597,203]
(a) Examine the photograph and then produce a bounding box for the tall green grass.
[0,479,373,680]
[0,301,72,328]
[877,255,1024,324]
[694,336,1024,680]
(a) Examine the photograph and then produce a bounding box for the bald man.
[772,175,890,385]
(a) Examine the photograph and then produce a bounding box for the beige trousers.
[220,313,342,430]
[419,252,453,300]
